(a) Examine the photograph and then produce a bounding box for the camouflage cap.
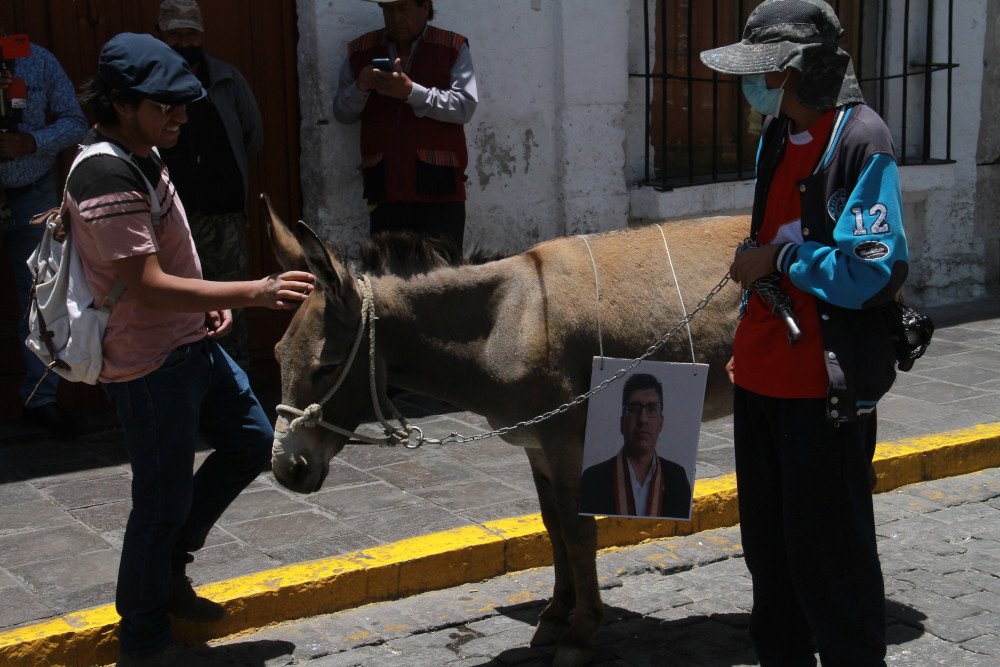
[158,0,204,33]
[699,0,863,110]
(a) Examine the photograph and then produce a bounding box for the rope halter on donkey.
[274,275,425,448]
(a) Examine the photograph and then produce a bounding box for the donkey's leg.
[525,448,576,646]
[537,441,603,667]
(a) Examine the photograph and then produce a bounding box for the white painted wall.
[296,0,629,256]
[296,0,995,306]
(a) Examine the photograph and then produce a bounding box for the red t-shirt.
[732,110,836,398]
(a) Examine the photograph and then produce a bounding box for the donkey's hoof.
[553,644,594,667]
[529,618,566,647]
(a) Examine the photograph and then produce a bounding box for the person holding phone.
[333,0,477,252]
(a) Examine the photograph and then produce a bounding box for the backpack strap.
[65,141,164,227]
[63,141,168,312]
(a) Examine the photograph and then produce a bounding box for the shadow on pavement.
[196,638,297,665]
[480,598,926,665]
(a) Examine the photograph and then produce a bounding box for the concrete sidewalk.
[1,294,999,664]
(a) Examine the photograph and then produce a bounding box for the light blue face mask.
[741,72,790,117]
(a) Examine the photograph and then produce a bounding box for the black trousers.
[733,386,886,667]
[369,200,465,253]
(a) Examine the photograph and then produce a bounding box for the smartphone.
[371,57,394,72]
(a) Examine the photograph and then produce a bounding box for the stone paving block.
[187,540,280,586]
[872,419,921,442]
[895,569,983,599]
[218,487,315,525]
[958,591,1000,614]
[909,409,1000,434]
[604,582,694,617]
[0,499,74,537]
[875,488,947,524]
[943,348,1000,369]
[946,394,1000,419]
[950,568,1000,595]
[342,502,472,544]
[0,523,110,568]
[9,547,118,610]
[309,481,422,520]
[458,497,541,523]
[893,380,989,405]
[932,325,1000,344]
[437,439,530,474]
[890,591,987,643]
[876,393,965,423]
[266,530,377,565]
[321,462,378,489]
[696,447,735,475]
[962,633,1000,660]
[68,498,131,535]
[334,442,414,470]
[41,473,132,510]
[0,582,54,628]
[0,479,43,506]
[920,362,1000,385]
[305,645,385,666]
[693,462,724,479]
[223,510,355,552]
[458,624,537,660]
[409,478,534,512]
[375,457,492,492]
[921,338,979,358]
[886,629,998,667]
[26,462,130,490]
[931,472,1000,504]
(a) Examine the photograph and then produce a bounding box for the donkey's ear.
[260,193,306,271]
[295,220,350,295]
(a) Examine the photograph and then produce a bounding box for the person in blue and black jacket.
[700,1,907,665]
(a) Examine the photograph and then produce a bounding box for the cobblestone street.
[210,467,1000,666]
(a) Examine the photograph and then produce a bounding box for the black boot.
[166,575,225,623]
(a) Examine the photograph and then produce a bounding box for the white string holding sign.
[657,223,699,374]
[579,234,605,370]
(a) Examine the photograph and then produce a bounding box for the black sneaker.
[166,575,225,623]
[21,403,78,439]
[117,641,220,666]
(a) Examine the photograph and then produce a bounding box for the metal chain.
[424,271,732,446]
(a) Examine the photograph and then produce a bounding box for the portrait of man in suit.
[580,372,693,518]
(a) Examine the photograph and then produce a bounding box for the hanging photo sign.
[579,358,707,520]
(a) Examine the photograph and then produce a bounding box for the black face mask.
[172,45,204,67]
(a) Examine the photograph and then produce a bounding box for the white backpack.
[25,141,162,392]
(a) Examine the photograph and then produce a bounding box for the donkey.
[266,205,745,667]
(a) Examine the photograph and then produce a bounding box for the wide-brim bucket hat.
[699,0,863,110]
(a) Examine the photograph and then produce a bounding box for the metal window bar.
[631,0,957,191]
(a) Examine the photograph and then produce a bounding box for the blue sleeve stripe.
[786,153,908,309]
[819,106,853,171]
[776,243,796,273]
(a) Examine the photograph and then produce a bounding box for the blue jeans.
[103,339,271,656]
[3,173,59,407]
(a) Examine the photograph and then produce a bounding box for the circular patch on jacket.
[854,241,890,261]
[827,189,847,221]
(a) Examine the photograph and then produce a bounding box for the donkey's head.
[263,196,374,493]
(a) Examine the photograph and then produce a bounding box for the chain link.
[427,272,732,446]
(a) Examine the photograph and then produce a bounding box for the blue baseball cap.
[98,32,205,105]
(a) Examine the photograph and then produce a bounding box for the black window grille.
[632,0,958,191]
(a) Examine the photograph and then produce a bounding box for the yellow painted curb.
[2,422,999,666]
